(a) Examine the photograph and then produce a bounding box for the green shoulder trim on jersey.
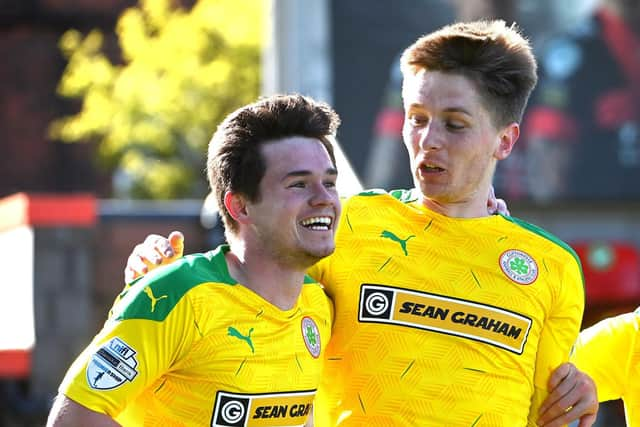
[356,188,387,196]
[356,188,419,204]
[113,245,235,322]
[388,188,419,203]
[502,215,585,283]
[303,274,317,284]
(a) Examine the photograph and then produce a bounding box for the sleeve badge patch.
[86,337,139,390]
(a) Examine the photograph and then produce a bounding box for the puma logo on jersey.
[381,230,415,256]
[143,287,168,312]
[228,326,255,353]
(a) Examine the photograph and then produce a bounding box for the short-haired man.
[312,20,584,426]
[47,94,342,426]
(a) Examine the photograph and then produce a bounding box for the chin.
[416,182,435,199]
[314,244,336,258]
[417,180,450,199]
[304,244,335,262]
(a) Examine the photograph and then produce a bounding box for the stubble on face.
[267,234,335,269]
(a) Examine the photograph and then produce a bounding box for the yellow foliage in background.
[50,0,264,199]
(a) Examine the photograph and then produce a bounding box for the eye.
[324,179,337,189]
[287,181,306,188]
[407,113,428,127]
[446,120,465,131]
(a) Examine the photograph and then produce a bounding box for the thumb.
[168,231,185,258]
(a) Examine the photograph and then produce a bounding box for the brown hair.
[400,20,537,127]
[207,94,341,234]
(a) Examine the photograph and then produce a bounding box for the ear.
[223,191,250,225]
[494,122,520,160]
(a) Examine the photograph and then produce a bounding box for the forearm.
[47,394,120,427]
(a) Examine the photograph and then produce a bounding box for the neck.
[225,243,307,310]
[418,190,491,218]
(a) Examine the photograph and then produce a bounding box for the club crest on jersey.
[499,249,538,285]
[86,337,138,390]
[301,317,321,358]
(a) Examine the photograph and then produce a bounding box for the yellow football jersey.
[59,245,333,427]
[309,189,584,427]
[571,308,640,427]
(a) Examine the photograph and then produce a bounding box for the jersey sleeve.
[571,311,639,402]
[58,279,197,417]
[529,255,585,424]
[307,257,331,293]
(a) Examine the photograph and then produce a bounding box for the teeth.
[300,216,332,229]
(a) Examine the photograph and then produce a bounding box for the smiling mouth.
[299,216,333,231]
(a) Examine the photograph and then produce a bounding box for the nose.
[309,182,335,206]
[417,123,442,151]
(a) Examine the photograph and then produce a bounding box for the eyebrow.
[407,104,473,117]
[443,107,472,116]
[281,167,338,181]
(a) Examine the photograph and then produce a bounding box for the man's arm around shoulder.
[47,394,120,427]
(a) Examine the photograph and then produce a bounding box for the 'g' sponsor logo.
[211,390,315,427]
[359,285,394,320]
[86,337,138,390]
[212,394,250,427]
[499,249,539,285]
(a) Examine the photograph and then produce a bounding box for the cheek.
[402,129,419,155]
[332,196,342,216]
[450,144,483,172]
[263,200,290,223]
[461,151,494,183]
[402,122,415,140]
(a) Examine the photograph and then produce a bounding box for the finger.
[486,186,498,214]
[488,185,496,200]
[143,233,166,246]
[124,266,138,285]
[127,253,150,277]
[139,244,163,265]
[495,199,510,216]
[540,398,594,427]
[151,234,175,258]
[124,256,148,285]
[168,231,184,258]
[569,400,597,427]
[549,362,574,393]
[539,391,577,426]
[539,380,575,419]
[539,383,571,417]
[577,413,597,427]
[131,241,156,264]
[539,407,576,427]
[540,366,599,427]
[539,363,575,418]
